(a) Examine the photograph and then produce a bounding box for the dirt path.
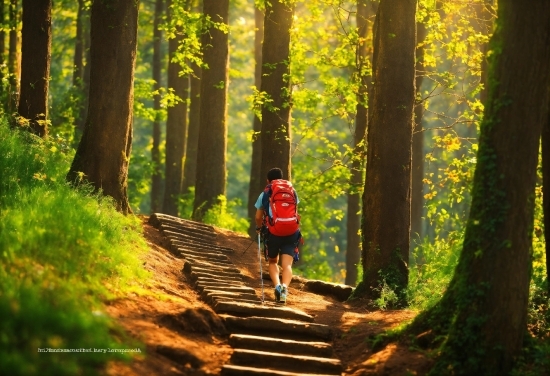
[105,215,432,375]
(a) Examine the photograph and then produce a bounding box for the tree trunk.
[18,0,51,137]
[0,1,5,82]
[72,0,84,88]
[410,20,427,253]
[77,8,91,138]
[259,0,294,182]
[67,0,139,215]
[409,1,550,373]
[345,0,375,286]
[151,0,164,213]
[358,0,416,299]
[182,61,201,195]
[192,0,229,221]
[163,29,189,216]
[7,0,18,112]
[543,109,550,296]
[247,4,264,237]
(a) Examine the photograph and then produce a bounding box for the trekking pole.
[258,233,265,303]
[241,237,255,255]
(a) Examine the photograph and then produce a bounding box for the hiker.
[254,167,301,304]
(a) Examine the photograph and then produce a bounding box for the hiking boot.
[274,284,282,302]
[280,285,288,304]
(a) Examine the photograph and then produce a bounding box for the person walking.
[254,167,301,304]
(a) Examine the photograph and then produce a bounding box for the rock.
[303,280,353,301]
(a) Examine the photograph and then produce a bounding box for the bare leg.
[280,254,293,287]
[268,257,280,286]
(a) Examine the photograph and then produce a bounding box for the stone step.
[159,222,217,240]
[221,315,333,341]
[184,257,237,272]
[213,297,264,306]
[166,232,216,249]
[229,349,342,374]
[215,302,314,322]
[184,263,242,278]
[221,364,340,376]
[195,282,247,293]
[179,249,230,262]
[195,276,245,285]
[202,289,260,303]
[183,253,231,266]
[229,334,333,357]
[150,213,215,231]
[196,284,256,295]
[170,238,235,254]
[189,270,244,283]
[183,260,241,275]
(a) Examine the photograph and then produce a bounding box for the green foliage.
[373,278,400,311]
[177,189,248,234]
[202,196,250,234]
[0,119,149,374]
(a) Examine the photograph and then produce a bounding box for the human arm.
[255,209,264,233]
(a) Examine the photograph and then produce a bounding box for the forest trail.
[106,214,431,375]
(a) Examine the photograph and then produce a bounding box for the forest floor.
[104,216,433,375]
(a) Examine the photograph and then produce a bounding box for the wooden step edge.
[221,364,341,376]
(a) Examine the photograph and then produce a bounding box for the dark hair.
[267,167,283,182]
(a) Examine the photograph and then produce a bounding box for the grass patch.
[0,119,150,374]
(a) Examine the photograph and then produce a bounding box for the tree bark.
[72,0,84,88]
[345,0,375,286]
[0,1,5,82]
[192,0,229,221]
[358,0,416,299]
[67,0,139,215]
[182,61,201,195]
[77,8,91,138]
[18,0,51,137]
[543,108,550,296]
[410,1,550,373]
[410,20,427,253]
[7,0,18,112]
[163,29,189,216]
[259,0,294,183]
[151,0,164,213]
[247,4,264,237]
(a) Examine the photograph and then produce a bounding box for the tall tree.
[72,0,89,138]
[0,0,5,82]
[182,61,200,195]
[345,0,376,286]
[543,107,550,296]
[67,0,139,215]
[408,1,550,373]
[17,0,52,137]
[247,4,264,237]
[151,0,164,213]
[357,0,416,299]
[410,19,427,252]
[259,0,294,182]
[163,0,190,216]
[192,0,229,220]
[7,0,17,112]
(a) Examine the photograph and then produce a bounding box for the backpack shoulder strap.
[262,184,272,214]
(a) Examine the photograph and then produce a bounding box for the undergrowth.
[0,119,150,375]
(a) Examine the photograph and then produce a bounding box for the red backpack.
[262,179,300,236]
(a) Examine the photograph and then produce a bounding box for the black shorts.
[266,231,300,259]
